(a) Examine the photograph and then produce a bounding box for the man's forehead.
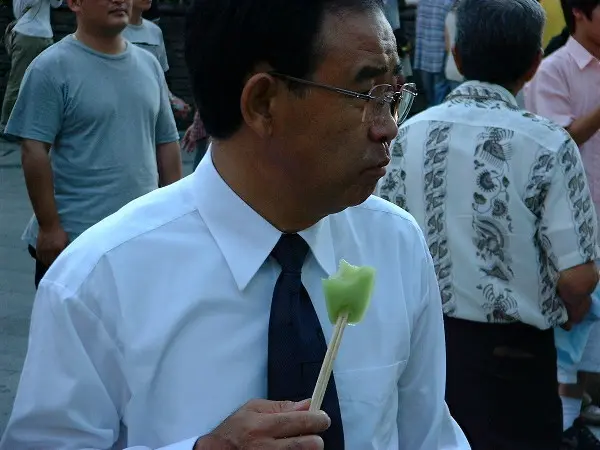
[319,9,399,77]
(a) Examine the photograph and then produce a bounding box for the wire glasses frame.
[269,71,417,126]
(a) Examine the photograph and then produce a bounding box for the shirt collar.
[192,148,337,290]
[445,80,519,108]
[565,36,596,70]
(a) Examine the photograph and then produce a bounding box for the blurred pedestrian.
[122,0,191,119]
[414,0,454,106]
[0,0,62,140]
[3,0,182,288]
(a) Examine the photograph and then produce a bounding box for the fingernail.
[292,399,311,410]
[319,411,331,425]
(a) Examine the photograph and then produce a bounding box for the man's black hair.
[561,0,600,34]
[185,0,384,139]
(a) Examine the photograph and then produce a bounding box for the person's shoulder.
[142,18,164,36]
[517,108,573,150]
[26,37,72,71]
[43,178,197,292]
[538,46,571,73]
[129,42,163,71]
[342,195,424,240]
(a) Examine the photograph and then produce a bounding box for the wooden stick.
[309,311,349,412]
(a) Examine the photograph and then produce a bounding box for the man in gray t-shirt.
[7,27,182,288]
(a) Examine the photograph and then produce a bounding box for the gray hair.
[455,0,545,86]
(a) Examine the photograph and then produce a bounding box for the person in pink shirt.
[525,0,600,445]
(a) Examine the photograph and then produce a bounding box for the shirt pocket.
[335,361,406,404]
[335,361,407,447]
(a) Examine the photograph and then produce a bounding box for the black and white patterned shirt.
[376,81,599,329]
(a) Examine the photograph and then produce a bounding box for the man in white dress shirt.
[0,0,469,449]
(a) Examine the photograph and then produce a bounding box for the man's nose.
[368,114,398,145]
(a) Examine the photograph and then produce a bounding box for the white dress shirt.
[376,81,598,330]
[13,0,62,39]
[1,152,470,450]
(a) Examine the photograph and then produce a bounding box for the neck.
[211,138,324,233]
[74,27,126,55]
[573,30,600,60]
[129,9,143,25]
[503,82,525,97]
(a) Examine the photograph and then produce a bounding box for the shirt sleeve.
[396,231,471,450]
[157,29,170,73]
[0,280,199,450]
[13,0,38,19]
[540,138,600,270]
[5,63,63,144]
[155,70,179,145]
[524,61,574,128]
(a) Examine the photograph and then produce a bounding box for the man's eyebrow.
[354,65,388,83]
[354,63,403,83]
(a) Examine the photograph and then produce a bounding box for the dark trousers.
[444,316,563,450]
[28,245,49,290]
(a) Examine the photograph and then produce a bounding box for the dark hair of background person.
[184,0,384,140]
[545,26,569,56]
[142,0,161,21]
[454,0,545,87]
[561,0,600,33]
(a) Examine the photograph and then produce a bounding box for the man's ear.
[452,45,463,76]
[67,0,82,13]
[240,72,279,139]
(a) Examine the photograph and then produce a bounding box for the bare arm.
[157,141,182,187]
[566,106,600,147]
[21,139,60,230]
[557,262,598,325]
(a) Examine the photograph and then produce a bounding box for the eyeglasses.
[269,71,417,126]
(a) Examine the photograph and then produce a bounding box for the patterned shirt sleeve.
[540,138,599,271]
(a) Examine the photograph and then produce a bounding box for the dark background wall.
[0,3,418,128]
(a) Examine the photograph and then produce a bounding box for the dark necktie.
[267,233,345,449]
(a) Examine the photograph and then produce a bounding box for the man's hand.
[194,399,331,450]
[181,124,196,153]
[170,95,191,119]
[36,224,69,267]
[561,295,592,330]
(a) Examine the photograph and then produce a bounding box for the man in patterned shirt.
[525,0,600,441]
[414,0,454,106]
[377,0,599,448]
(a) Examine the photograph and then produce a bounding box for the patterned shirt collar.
[445,80,519,108]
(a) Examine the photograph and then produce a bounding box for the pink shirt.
[525,37,600,211]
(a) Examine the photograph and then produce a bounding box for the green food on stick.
[322,259,375,325]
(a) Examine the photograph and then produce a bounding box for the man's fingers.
[267,411,331,439]
[246,399,308,414]
[274,435,324,450]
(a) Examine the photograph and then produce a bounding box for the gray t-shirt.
[122,19,169,72]
[6,35,179,248]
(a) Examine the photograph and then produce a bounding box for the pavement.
[0,141,195,435]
